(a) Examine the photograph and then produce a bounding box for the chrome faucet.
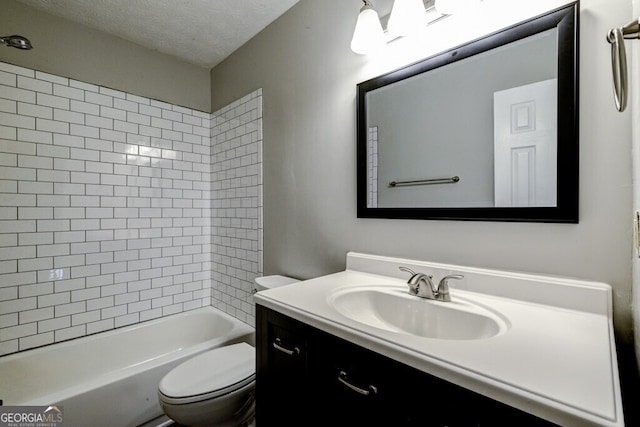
[399,267,463,302]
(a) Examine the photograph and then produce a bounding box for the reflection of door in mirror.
[494,79,557,207]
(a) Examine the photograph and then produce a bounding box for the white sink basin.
[327,286,509,340]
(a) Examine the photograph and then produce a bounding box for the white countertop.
[254,252,624,427]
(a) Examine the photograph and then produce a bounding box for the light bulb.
[351,1,386,55]
[387,0,428,37]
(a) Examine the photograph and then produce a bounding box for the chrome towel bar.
[607,17,640,112]
[389,176,460,187]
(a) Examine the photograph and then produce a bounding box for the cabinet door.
[310,333,557,427]
[309,335,395,425]
[310,332,447,426]
[256,306,309,427]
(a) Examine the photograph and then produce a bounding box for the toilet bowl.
[158,343,256,427]
[157,275,299,427]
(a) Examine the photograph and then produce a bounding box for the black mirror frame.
[356,3,578,223]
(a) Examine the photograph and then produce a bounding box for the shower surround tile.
[210,90,263,327]
[0,61,263,355]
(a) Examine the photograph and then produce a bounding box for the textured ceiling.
[15,0,301,68]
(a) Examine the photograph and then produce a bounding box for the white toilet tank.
[253,275,299,293]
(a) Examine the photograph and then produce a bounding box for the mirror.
[357,3,578,222]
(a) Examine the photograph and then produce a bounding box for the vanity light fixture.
[351,0,386,55]
[351,0,484,55]
[388,0,429,37]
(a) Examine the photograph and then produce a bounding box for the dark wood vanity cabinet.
[256,305,557,427]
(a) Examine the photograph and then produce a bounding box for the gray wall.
[0,0,211,112]
[210,0,634,343]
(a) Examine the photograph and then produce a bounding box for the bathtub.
[0,307,255,427]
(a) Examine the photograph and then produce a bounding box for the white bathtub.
[0,307,255,427]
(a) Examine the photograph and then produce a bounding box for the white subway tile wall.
[0,61,264,356]
[210,90,263,327]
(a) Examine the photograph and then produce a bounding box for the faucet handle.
[436,274,464,302]
[398,266,416,277]
[399,266,419,295]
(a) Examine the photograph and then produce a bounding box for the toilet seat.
[159,342,255,405]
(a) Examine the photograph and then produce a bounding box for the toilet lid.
[159,342,255,400]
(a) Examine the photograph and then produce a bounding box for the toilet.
[158,275,300,427]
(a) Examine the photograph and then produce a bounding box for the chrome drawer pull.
[338,371,378,396]
[273,338,300,356]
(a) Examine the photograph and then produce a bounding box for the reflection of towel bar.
[389,176,460,187]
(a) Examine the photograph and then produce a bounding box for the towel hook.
[607,18,640,112]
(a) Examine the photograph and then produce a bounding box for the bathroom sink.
[327,286,508,340]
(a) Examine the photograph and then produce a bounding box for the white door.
[493,79,557,207]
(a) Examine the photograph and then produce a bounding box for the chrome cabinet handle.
[272,338,300,356]
[338,371,378,396]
